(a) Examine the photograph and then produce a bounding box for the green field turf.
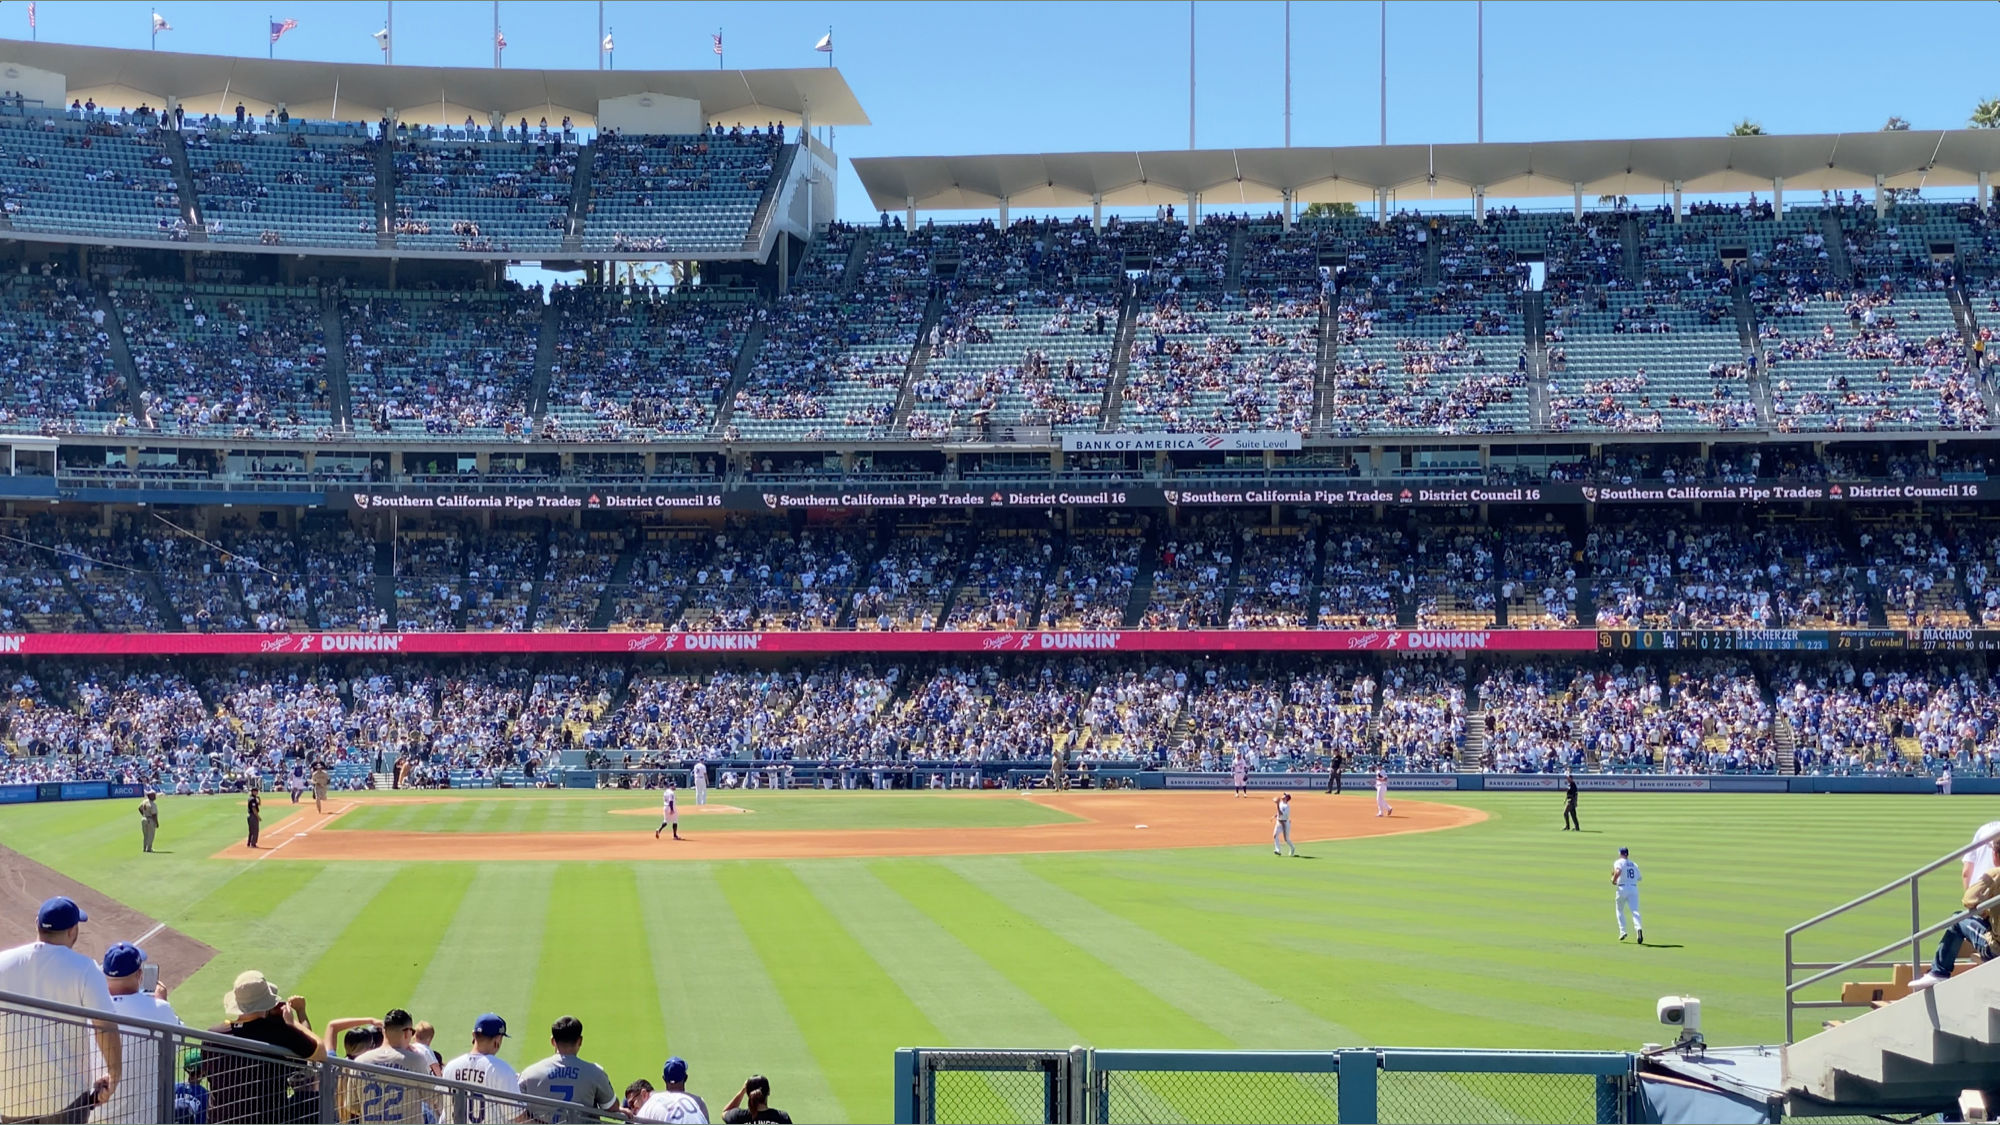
[0,791,1980,1123]
[324,791,1085,833]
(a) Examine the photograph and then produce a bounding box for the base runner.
[655,785,681,841]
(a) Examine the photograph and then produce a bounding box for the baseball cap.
[1619,847,1630,855]
[181,1048,202,1072]
[662,1057,689,1084]
[473,1014,509,1038]
[36,896,86,931]
[102,942,146,978]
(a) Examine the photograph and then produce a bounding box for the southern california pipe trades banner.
[333,479,1999,513]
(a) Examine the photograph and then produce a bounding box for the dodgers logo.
[1346,631,1383,650]
[1387,631,1404,649]
[982,634,1016,651]
[627,634,663,652]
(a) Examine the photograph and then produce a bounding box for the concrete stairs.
[562,145,594,255]
[94,287,146,418]
[888,287,946,436]
[1784,961,2000,1116]
[589,532,642,631]
[1224,226,1247,292]
[705,321,766,439]
[1819,210,1853,285]
[373,141,396,249]
[743,142,799,253]
[528,297,561,421]
[1119,523,1164,629]
[321,290,354,431]
[160,129,206,240]
[1618,216,1642,283]
[1098,288,1141,430]
[1460,710,1486,771]
[1311,300,1337,434]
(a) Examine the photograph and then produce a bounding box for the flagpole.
[717,27,723,70]
[826,24,833,67]
[1187,0,1195,150]
[1476,0,1483,142]
[1283,0,1290,148]
[386,0,394,64]
[1378,0,1386,145]
[494,0,500,68]
[270,13,275,59]
[598,2,604,69]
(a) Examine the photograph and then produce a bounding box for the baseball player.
[138,791,159,853]
[1271,793,1296,856]
[1231,752,1248,797]
[655,784,681,841]
[311,763,330,814]
[1374,768,1391,817]
[286,766,306,805]
[1612,846,1644,943]
[693,761,708,806]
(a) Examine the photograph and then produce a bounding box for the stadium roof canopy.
[854,131,2000,211]
[0,37,868,128]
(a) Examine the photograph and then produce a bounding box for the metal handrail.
[1783,828,2000,1042]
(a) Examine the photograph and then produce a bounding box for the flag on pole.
[495,28,506,50]
[712,32,722,55]
[151,10,171,32]
[27,2,36,29]
[601,31,614,51]
[270,17,297,43]
[814,31,832,52]
[372,26,389,50]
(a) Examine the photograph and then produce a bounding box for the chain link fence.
[0,988,626,1125]
[898,1047,1635,1125]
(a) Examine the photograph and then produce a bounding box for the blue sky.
[12,1,2000,220]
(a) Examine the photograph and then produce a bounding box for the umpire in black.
[1325,750,1344,795]
[1561,771,1580,831]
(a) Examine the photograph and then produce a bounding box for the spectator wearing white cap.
[97,941,178,1125]
[440,1013,522,1125]
[0,896,122,1124]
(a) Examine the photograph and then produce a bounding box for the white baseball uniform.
[663,787,678,826]
[440,1050,523,1125]
[693,761,708,805]
[1613,855,1643,936]
[1272,797,1295,855]
[1374,771,1390,817]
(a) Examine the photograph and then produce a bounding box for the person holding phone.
[720,1076,790,1124]
[103,942,180,1125]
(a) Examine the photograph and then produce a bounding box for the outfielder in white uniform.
[693,761,708,806]
[1374,769,1391,817]
[1272,793,1296,856]
[1612,846,1643,943]
[655,786,681,841]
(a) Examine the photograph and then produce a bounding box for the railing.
[893,1046,1635,1124]
[1782,828,2000,1042]
[0,987,624,1124]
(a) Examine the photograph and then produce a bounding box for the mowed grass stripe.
[874,862,1229,1050]
[529,864,664,1091]
[718,863,943,1124]
[408,864,555,1062]
[811,860,1080,1046]
[177,864,400,1012]
[295,865,475,1016]
[634,866,841,1125]
[970,855,1359,1046]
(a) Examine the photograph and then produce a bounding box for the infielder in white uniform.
[1612,846,1643,943]
[1271,793,1296,856]
[655,786,681,841]
[693,761,708,806]
[1374,769,1391,817]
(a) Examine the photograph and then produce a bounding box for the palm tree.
[1302,202,1359,220]
[1971,98,2000,129]
[1729,119,1765,137]
[1882,116,1911,132]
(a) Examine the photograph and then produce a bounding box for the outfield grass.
[0,791,1979,1123]
[324,791,1085,833]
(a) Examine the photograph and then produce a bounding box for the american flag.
[712,32,723,55]
[27,3,35,29]
[495,28,506,50]
[269,17,297,44]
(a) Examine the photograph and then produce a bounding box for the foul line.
[133,922,165,945]
[248,801,357,862]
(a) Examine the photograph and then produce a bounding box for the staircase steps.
[95,287,146,418]
[321,290,354,431]
[590,531,643,631]
[1311,300,1337,434]
[1119,524,1165,628]
[160,129,206,240]
[373,139,396,249]
[1223,226,1247,292]
[743,142,800,253]
[562,144,594,254]
[1098,288,1141,430]
[888,287,947,436]
[1820,210,1853,284]
[1619,216,1642,282]
[705,320,767,439]
[527,297,561,421]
